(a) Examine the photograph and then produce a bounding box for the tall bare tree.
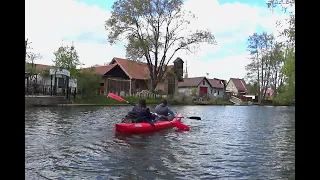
[267,0,295,104]
[105,0,216,92]
[245,32,280,104]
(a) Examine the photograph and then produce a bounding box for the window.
[100,83,104,86]
[211,90,212,94]
[214,90,216,93]
[218,90,219,95]
[203,80,205,85]
[136,83,139,89]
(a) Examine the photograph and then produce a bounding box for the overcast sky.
[25,0,290,80]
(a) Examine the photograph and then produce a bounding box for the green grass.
[74,96,162,105]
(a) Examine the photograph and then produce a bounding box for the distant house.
[207,78,225,98]
[225,78,248,97]
[178,77,225,98]
[265,88,274,99]
[84,57,184,96]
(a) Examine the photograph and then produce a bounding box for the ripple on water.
[25,106,295,179]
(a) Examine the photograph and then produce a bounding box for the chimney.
[173,57,184,82]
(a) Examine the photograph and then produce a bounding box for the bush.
[75,95,162,105]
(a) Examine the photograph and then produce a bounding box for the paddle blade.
[188,116,201,120]
[107,93,127,103]
[172,121,190,131]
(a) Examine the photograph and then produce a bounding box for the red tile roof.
[33,58,176,79]
[31,63,53,70]
[207,78,224,89]
[229,78,248,92]
[266,88,274,96]
[82,64,116,75]
[178,77,207,87]
[178,77,225,89]
[110,57,174,80]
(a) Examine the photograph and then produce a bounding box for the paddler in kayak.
[123,98,156,126]
[154,99,175,121]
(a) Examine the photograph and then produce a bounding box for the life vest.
[132,105,151,122]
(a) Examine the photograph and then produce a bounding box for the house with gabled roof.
[225,78,248,97]
[207,78,226,98]
[84,57,184,96]
[178,77,226,98]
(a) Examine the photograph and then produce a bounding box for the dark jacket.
[132,105,153,122]
[154,103,175,118]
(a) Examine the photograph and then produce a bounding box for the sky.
[25,0,290,81]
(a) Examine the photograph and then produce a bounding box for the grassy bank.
[74,96,162,105]
[74,96,233,106]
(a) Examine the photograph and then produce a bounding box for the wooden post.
[50,75,53,96]
[66,76,69,99]
[129,79,132,96]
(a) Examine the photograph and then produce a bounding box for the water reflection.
[25,106,295,179]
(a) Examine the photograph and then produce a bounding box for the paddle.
[107,93,131,104]
[179,116,201,120]
[107,93,190,131]
[152,113,201,121]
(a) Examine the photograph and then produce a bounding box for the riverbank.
[73,96,234,106]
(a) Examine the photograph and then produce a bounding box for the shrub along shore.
[73,96,234,106]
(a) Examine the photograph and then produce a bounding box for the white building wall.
[178,79,226,99]
[178,87,195,96]
[226,80,238,94]
[211,87,224,98]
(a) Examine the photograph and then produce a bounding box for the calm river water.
[25,105,295,180]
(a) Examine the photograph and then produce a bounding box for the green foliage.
[25,63,39,75]
[53,44,81,78]
[265,1,295,105]
[245,1,295,105]
[39,69,50,78]
[245,31,290,104]
[275,48,295,104]
[105,0,216,91]
[247,81,260,95]
[75,95,162,105]
[77,69,102,98]
[191,88,197,96]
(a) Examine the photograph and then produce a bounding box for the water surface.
[25,105,295,179]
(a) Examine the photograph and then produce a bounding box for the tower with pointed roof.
[184,60,188,78]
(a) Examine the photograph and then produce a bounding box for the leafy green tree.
[53,44,81,78]
[275,47,294,104]
[77,68,102,98]
[105,0,216,92]
[246,81,260,95]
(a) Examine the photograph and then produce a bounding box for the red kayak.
[115,114,182,133]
